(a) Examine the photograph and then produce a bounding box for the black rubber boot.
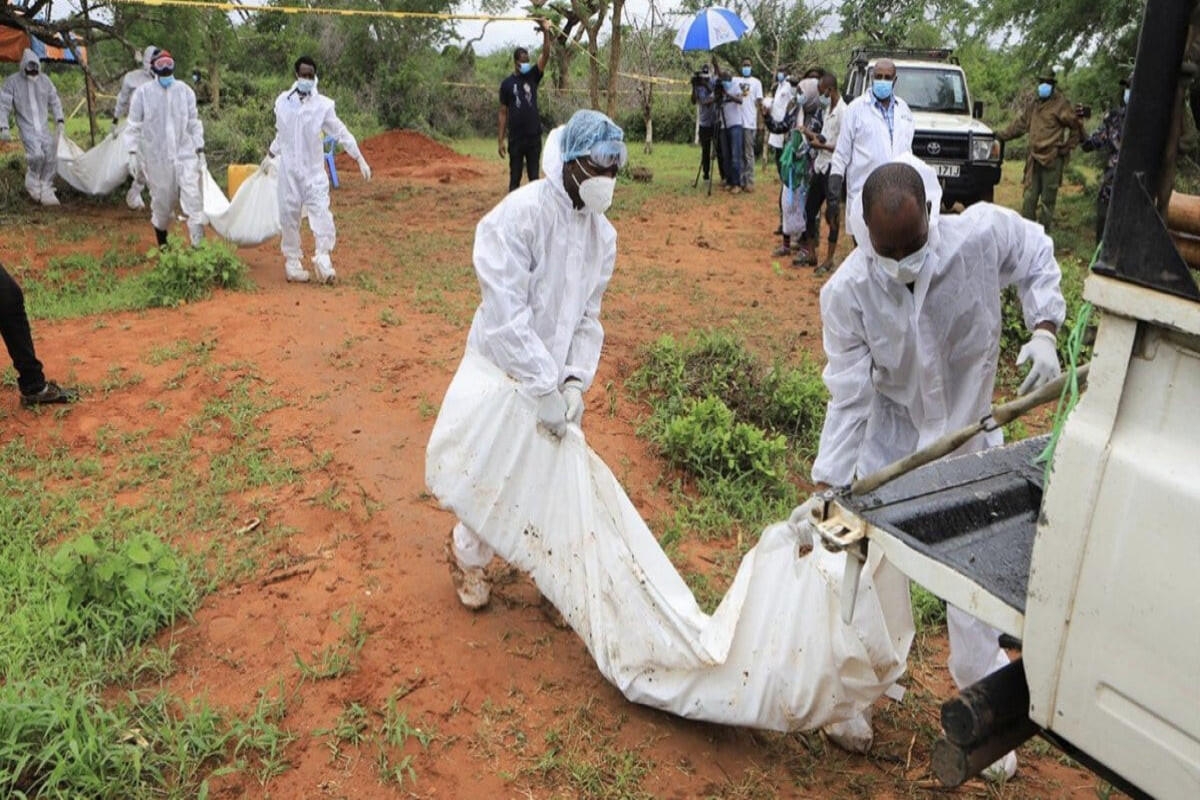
[154,227,168,248]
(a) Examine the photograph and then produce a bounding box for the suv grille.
[913,132,969,161]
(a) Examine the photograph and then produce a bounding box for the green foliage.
[630,331,828,540]
[50,533,195,654]
[910,583,947,632]
[143,238,249,308]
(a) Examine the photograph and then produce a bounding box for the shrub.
[658,396,789,486]
[142,238,249,308]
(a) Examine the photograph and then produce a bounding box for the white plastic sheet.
[201,167,281,248]
[426,351,915,731]
[56,129,129,196]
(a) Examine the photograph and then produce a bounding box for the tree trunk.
[587,38,601,109]
[643,84,653,153]
[605,0,625,118]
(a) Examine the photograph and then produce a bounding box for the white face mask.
[578,176,616,213]
[874,241,929,283]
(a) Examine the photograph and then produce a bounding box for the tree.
[605,0,624,118]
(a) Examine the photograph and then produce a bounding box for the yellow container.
[226,164,258,198]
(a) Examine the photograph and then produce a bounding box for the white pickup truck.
[822,5,1199,797]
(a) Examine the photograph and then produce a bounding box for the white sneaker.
[284,259,310,283]
[40,189,60,206]
[823,709,874,753]
[446,534,491,610]
[982,751,1018,783]
[313,253,336,285]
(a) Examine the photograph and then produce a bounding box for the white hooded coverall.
[812,155,1066,693]
[269,84,362,264]
[452,128,618,568]
[122,78,206,243]
[0,49,64,203]
[114,46,158,208]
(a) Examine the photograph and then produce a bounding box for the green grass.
[0,351,306,797]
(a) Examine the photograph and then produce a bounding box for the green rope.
[1036,245,1101,483]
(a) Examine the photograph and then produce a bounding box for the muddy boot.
[313,253,336,285]
[285,259,311,283]
[445,532,491,610]
[823,708,873,753]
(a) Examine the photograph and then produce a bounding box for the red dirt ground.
[0,131,1109,799]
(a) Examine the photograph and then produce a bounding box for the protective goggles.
[586,140,628,170]
[152,55,176,75]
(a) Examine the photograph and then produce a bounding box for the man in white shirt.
[737,58,763,192]
[828,59,914,224]
[804,74,846,273]
[763,67,795,168]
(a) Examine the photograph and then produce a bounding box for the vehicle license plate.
[934,163,961,178]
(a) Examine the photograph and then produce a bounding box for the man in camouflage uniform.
[997,68,1084,231]
[1081,75,1131,242]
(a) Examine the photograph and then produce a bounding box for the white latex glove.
[1016,328,1061,395]
[357,155,372,181]
[196,149,207,174]
[535,390,569,439]
[127,151,140,179]
[562,381,584,425]
[259,153,276,176]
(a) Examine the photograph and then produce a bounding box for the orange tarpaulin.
[0,24,87,64]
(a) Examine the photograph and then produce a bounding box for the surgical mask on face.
[742,67,752,77]
[296,78,315,94]
[158,75,175,88]
[519,62,532,75]
[874,240,929,283]
[872,79,893,101]
[776,72,785,83]
[819,94,831,109]
[1123,88,1131,104]
[1037,82,1052,99]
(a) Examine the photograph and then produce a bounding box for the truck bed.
[839,436,1049,614]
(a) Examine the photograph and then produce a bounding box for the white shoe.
[446,536,491,610]
[284,259,311,283]
[313,253,336,285]
[40,189,60,206]
[982,751,1017,783]
[823,709,873,754]
[126,186,145,210]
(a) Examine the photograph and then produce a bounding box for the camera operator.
[691,65,721,184]
[718,69,745,192]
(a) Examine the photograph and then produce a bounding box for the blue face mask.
[741,67,752,77]
[1037,82,1053,99]
[776,72,785,83]
[819,94,832,108]
[296,78,315,94]
[157,75,175,89]
[519,62,532,75]
[872,79,893,101]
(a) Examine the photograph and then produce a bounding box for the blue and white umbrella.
[673,7,750,52]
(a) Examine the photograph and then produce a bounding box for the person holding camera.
[996,67,1083,232]
[718,69,745,192]
[499,19,552,193]
[691,64,720,184]
[1080,74,1130,242]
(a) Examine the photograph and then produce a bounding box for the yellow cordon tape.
[107,0,688,87]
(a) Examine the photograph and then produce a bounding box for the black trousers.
[0,264,45,395]
[805,168,840,243]
[699,125,716,180]
[508,135,542,192]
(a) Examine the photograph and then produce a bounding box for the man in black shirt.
[499,19,551,192]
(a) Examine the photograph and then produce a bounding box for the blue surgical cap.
[560,109,625,163]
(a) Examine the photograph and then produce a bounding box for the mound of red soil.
[355,129,482,183]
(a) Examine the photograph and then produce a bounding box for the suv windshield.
[876,66,969,114]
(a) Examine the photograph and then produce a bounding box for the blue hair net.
[560,109,626,165]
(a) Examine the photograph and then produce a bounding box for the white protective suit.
[113,46,158,209]
[269,81,363,272]
[122,78,206,244]
[829,92,915,211]
[452,126,617,569]
[0,49,65,204]
[812,154,1066,694]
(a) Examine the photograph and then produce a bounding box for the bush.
[142,238,249,308]
[658,396,789,487]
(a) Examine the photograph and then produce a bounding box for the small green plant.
[293,608,367,682]
[910,583,947,632]
[374,690,434,787]
[318,702,369,760]
[142,238,249,308]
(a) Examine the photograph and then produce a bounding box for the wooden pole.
[1167,191,1200,237]
[81,0,97,146]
